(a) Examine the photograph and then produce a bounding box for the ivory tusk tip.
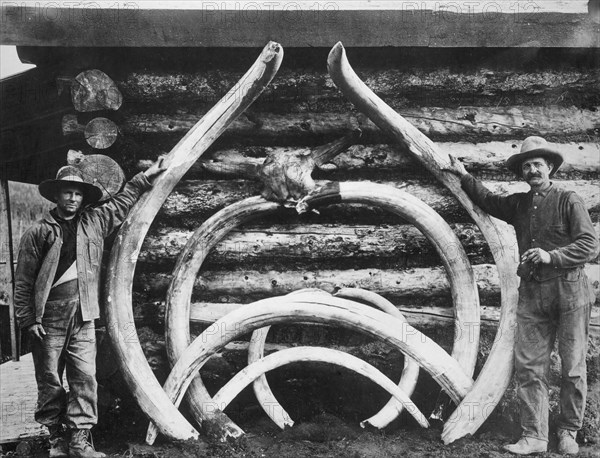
[265,41,283,56]
[328,42,346,64]
[145,426,158,445]
[359,420,381,430]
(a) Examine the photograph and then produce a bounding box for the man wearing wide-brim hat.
[446,136,598,455]
[14,159,166,458]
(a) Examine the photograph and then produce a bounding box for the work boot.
[557,428,579,454]
[69,429,106,458]
[47,424,69,458]
[503,436,547,455]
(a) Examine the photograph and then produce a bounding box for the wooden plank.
[0,178,17,360]
[0,353,44,443]
[1,2,597,47]
[188,301,600,338]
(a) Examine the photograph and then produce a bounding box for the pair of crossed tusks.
[105,42,519,445]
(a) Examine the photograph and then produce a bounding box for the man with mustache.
[14,158,166,458]
[446,136,598,455]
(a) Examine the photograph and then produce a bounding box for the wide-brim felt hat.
[506,136,564,177]
[39,165,103,203]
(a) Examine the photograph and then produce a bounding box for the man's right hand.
[443,154,468,177]
[144,156,168,181]
[27,323,46,341]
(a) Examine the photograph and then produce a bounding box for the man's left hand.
[521,248,551,265]
[144,156,168,181]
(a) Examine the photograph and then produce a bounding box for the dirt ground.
[5,406,600,458]
[4,342,600,457]
[4,328,598,457]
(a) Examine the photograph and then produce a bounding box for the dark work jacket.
[461,174,598,282]
[14,172,151,328]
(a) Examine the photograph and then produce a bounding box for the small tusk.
[215,346,429,428]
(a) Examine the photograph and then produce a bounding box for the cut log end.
[71,69,123,112]
[84,117,119,149]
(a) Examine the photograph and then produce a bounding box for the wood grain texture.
[62,106,600,144]
[2,2,597,47]
[115,67,600,108]
[71,69,122,112]
[84,117,119,149]
[139,222,600,269]
[137,264,600,304]
[193,142,600,180]
[186,302,600,338]
[155,179,600,225]
[0,353,67,443]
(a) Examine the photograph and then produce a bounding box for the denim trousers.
[515,270,591,441]
[31,296,98,429]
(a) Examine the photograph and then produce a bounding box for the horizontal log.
[140,222,488,268]
[62,106,600,144]
[3,2,597,47]
[140,222,600,270]
[157,179,600,225]
[116,68,600,108]
[188,302,600,338]
[190,142,600,180]
[135,264,600,304]
[189,302,499,327]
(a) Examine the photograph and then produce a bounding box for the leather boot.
[557,428,579,455]
[503,436,547,455]
[47,424,69,458]
[69,429,106,458]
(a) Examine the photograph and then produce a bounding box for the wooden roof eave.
[1,1,599,48]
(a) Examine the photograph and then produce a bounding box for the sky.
[0,45,36,79]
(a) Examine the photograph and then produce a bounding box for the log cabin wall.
[34,46,598,319]
[1,1,599,433]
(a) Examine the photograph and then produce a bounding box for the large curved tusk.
[247,326,294,429]
[247,289,333,430]
[104,42,284,443]
[334,288,420,429]
[302,182,480,377]
[327,42,519,443]
[165,197,279,440]
[147,293,473,443]
[167,182,479,438]
[247,287,419,430]
[214,346,429,428]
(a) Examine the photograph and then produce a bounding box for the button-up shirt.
[461,174,598,282]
